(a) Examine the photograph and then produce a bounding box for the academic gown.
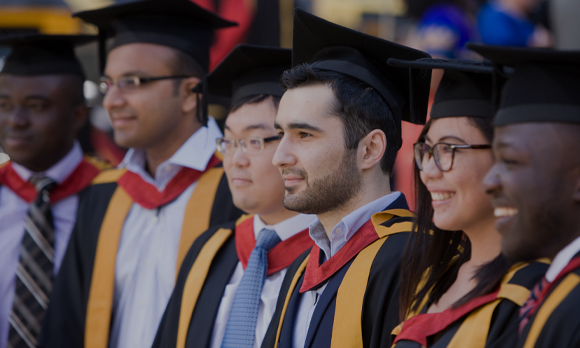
[263,194,414,348]
[151,215,314,348]
[517,252,580,348]
[392,261,549,348]
[38,159,243,348]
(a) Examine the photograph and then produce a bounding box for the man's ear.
[72,103,89,132]
[181,76,201,114]
[573,167,580,203]
[358,129,386,170]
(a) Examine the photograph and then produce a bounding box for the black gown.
[38,162,243,348]
[263,194,414,348]
[393,261,548,348]
[517,252,580,348]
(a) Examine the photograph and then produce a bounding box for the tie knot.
[255,228,281,252]
[31,177,56,193]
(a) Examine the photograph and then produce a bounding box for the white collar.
[545,235,580,282]
[119,116,223,172]
[12,141,84,184]
[253,213,317,241]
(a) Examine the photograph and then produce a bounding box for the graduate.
[469,44,580,348]
[39,1,243,348]
[265,9,431,348]
[385,58,549,348]
[0,34,109,348]
[151,44,317,348]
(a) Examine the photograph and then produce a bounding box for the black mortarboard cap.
[388,58,494,119]
[208,44,291,107]
[0,34,95,78]
[291,8,431,149]
[468,44,580,126]
[73,0,237,73]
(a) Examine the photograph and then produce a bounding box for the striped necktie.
[8,177,57,348]
[221,228,281,348]
[519,276,549,335]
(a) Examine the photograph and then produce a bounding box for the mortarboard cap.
[467,44,580,126]
[291,8,432,149]
[208,44,291,107]
[388,58,495,119]
[0,34,95,78]
[73,0,237,73]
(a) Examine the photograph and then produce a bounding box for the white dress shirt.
[210,213,316,348]
[545,235,580,282]
[0,142,83,348]
[108,118,225,348]
[292,192,402,348]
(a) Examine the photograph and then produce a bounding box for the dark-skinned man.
[265,9,431,348]
[0,34,109,348]
[152,44,317,348]
[40,1,243,348]
[469,44,580,348]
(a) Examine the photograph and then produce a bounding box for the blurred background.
[0,0,578,206]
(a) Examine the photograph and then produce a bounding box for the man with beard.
[470,43,580,348]
[40,1,243,348]
[0,34,110,348]
[264,9,431,348]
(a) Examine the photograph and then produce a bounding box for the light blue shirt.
[293,192,401,348]
[108,117,223,348]
[0,142,83,348]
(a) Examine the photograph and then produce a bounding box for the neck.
[317,176,391,238]
[258,207,299,226]
[23,142,74,173]
[144,121,201,177]
[463,215,502,268]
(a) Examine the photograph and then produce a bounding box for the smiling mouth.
[494,207,518,217]
[431,192,455,201]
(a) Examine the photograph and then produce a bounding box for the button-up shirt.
[108,118,223,348]
[293,192,401,348]
[545,235,580,282]
[210,213,316,348]
[0,142,83,348]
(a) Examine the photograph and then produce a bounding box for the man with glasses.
[151,44,316,348]
[0,34,109,348]
[40,1,243,348]
[470,44,580,348]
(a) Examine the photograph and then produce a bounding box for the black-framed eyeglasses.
[99,75,191,94]
[414,142,491,172]
[216,136,281,155]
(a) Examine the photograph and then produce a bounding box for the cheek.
[301,143,341,178]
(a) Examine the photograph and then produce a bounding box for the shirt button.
[335,227,342,234]
[152,215,158,224]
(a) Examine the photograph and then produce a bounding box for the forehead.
[0,73,71,97]
[276,84,335,127]
[426,117,488,143]
[105,43,175,76]
[225,98,277,134]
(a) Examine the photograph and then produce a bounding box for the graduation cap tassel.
[192,76,208,127]
[98,31,107,74]
[491,63,504,113]
[408,67,416,124]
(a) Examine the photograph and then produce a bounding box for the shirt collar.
[118,117,223,189]
[309,191,402,260]
[12,141,84,184]
[253,213,317,241]
[545,235,580,282]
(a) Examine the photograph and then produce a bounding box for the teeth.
[494,207,518,217]
[431,192,455,201]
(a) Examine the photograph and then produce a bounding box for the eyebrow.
[438,135,467,144]
[277,122,324,133]
[103,70,150,78]
[224,123,271,132]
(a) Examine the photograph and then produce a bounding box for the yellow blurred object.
[314,0,405,30]
[0,7,81,34]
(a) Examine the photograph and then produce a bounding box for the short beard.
[282,149,362,215]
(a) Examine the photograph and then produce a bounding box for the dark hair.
[399,116,510,320]
[280,63,398,175]
[168,47,205,95]
[230,93,282,113]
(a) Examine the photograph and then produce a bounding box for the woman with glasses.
[386,58,548,348]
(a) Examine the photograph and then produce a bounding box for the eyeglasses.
[99,75,191,94]
[216,136,281,155]
[414,142,491,172]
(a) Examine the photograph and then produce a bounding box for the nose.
[232,143,250,168]
[272,135,296,169]
[482,163,501,195]
[7,106,29,129]
[102,83,127,113]
[421,153,443,180]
